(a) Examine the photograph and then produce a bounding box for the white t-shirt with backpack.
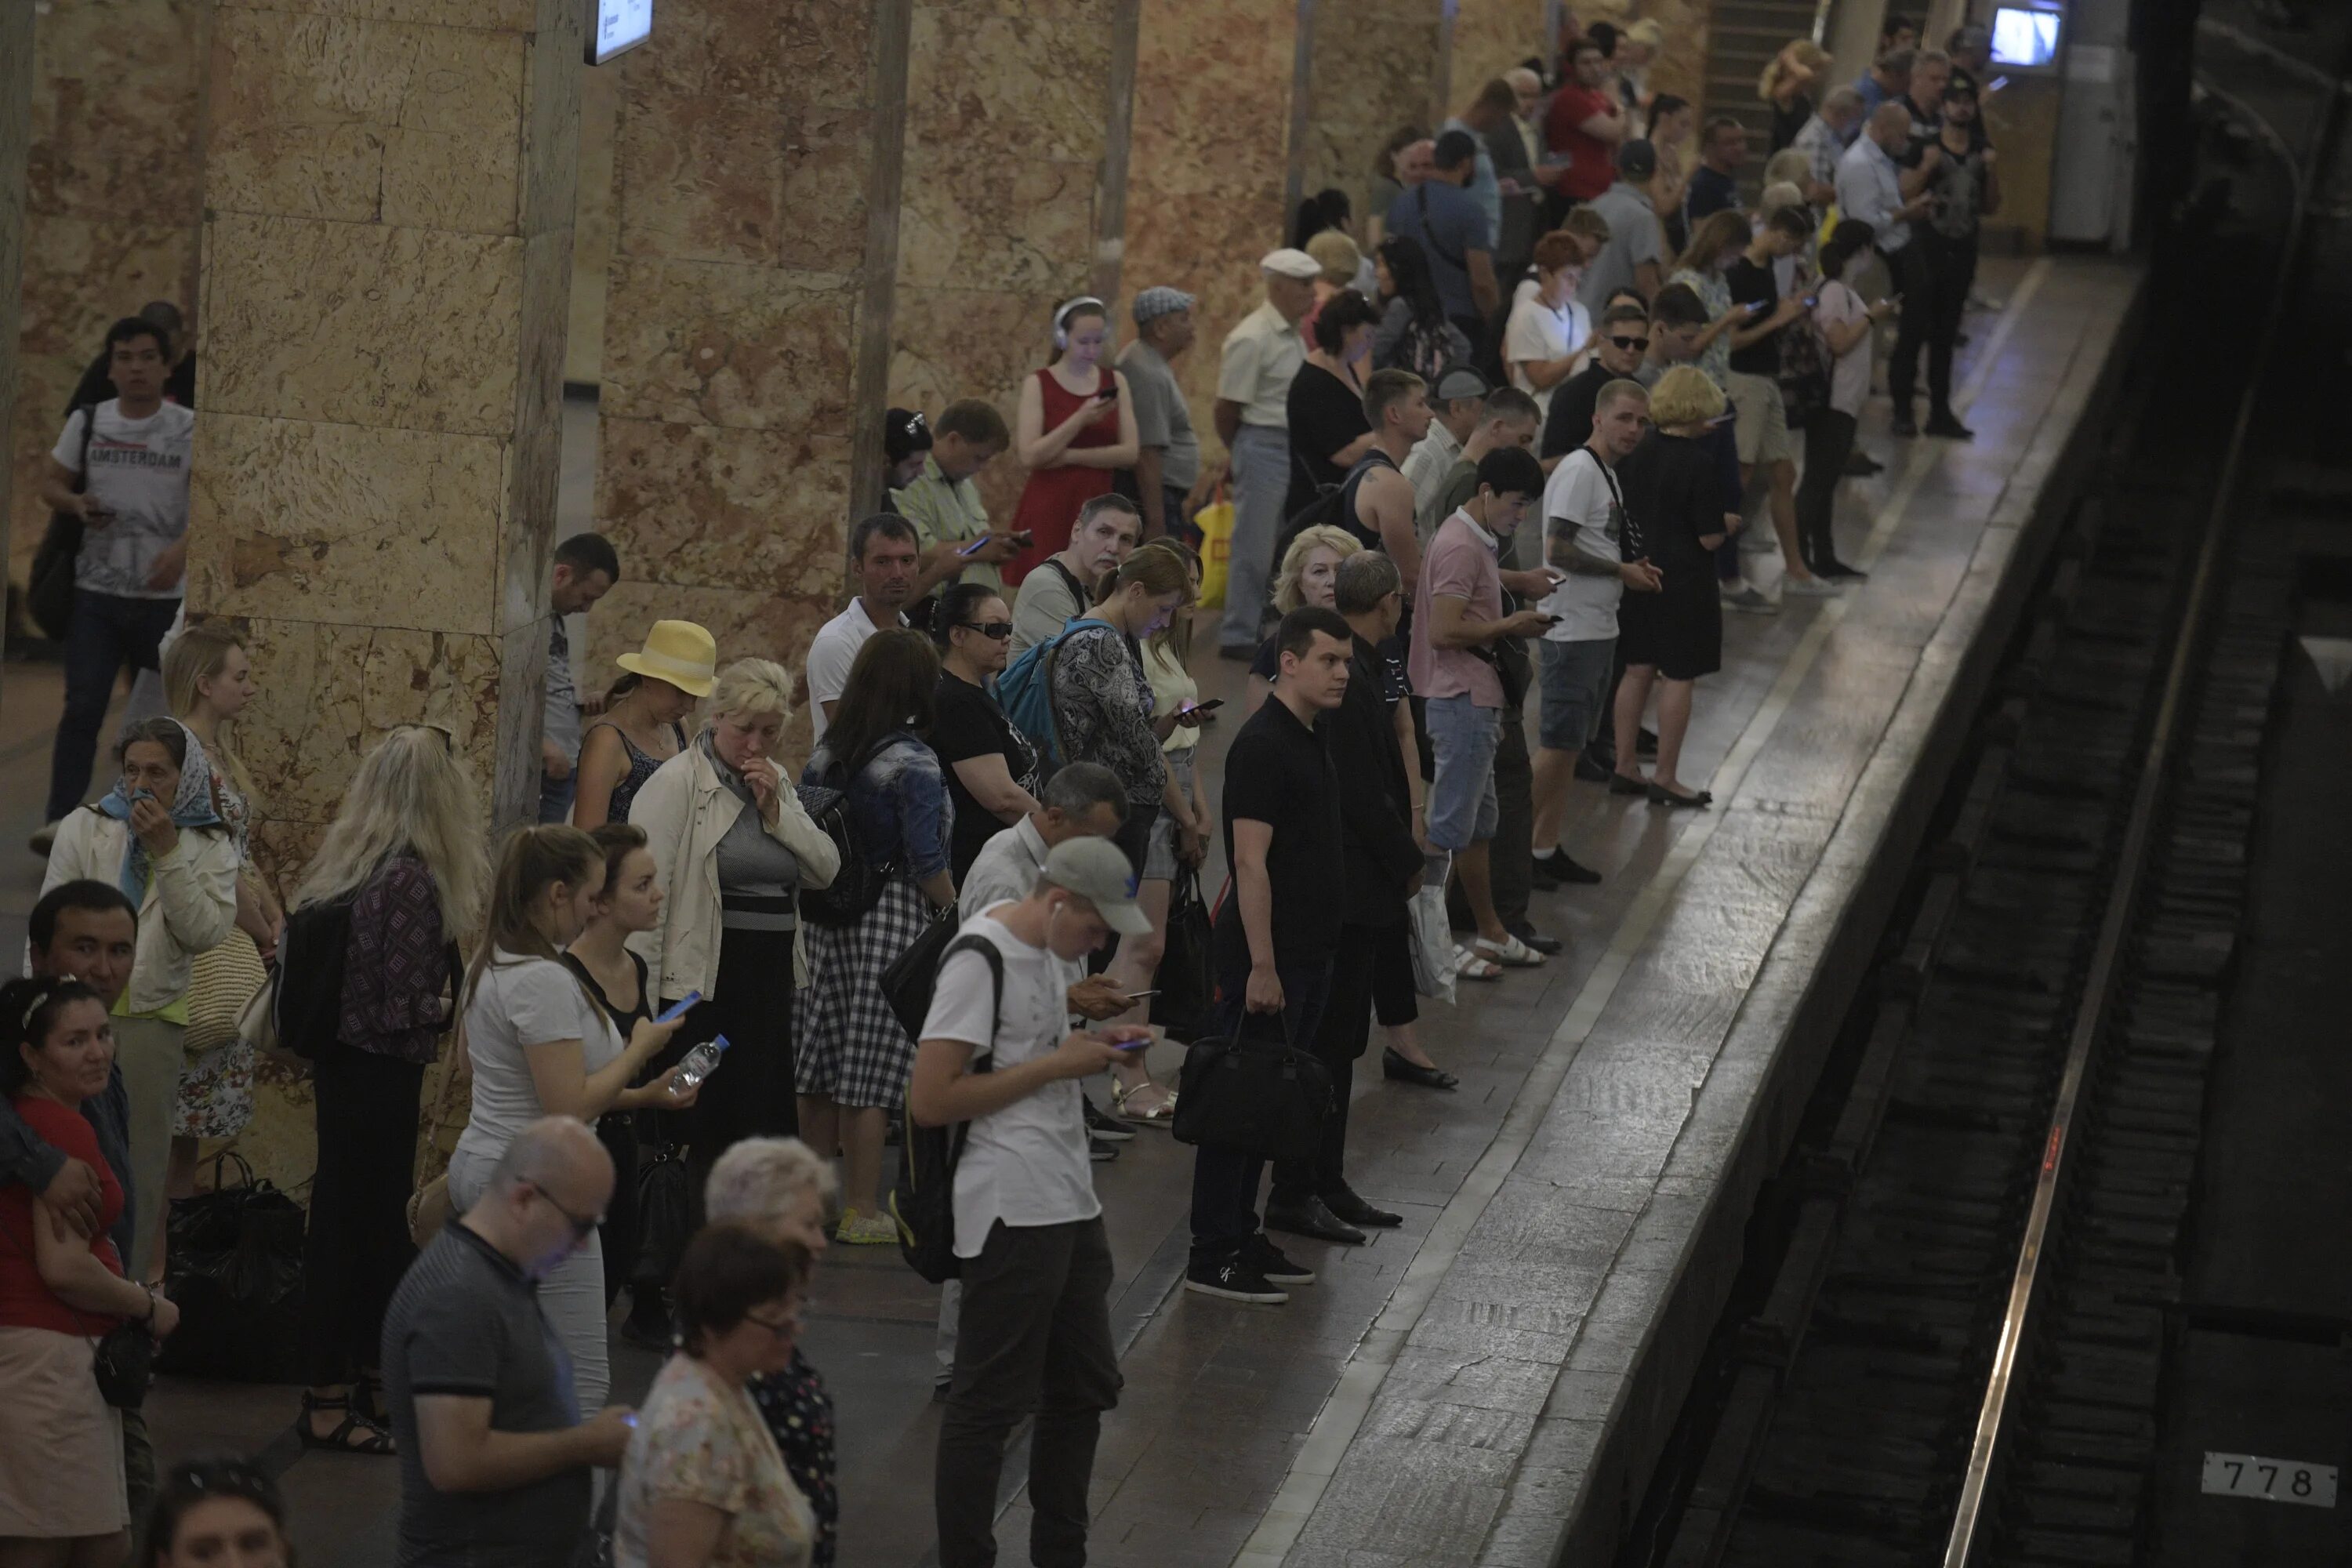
[52,399,194,600]
[917,906,1096,1258]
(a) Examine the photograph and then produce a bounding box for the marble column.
[9,0,207,600]
[1296,0,1450,224]
[189,0,584,866]
[891,0,1141,524]
[1,4,31,620]
[592,0,913,703]
[1121,0,1308,453]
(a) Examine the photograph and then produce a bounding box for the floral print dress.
[174,756,262,1140]
[616,1354,815,1568]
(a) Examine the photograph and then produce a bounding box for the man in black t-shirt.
[1186,607,1353,1307]
[1722,206,1835,593]
[1541,303,1653,463]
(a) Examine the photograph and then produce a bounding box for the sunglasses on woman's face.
[1609,335,1651,352]
[959,621,1014,641]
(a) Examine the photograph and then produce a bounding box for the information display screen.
[1990,6,2062,69]
[589,0,653,66]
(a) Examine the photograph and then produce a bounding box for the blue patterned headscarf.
[95,719,226,902]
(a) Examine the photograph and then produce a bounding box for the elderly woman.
[0,976,181,1563]
[39,716,237,1283]
[705,1138,840,1568]
[615,1225,817,1568]
[632,658,841,1166]
[797,631,954,1245]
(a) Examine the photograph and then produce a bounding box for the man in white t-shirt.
[35,317,195,841]
[804,514,922,746]
[1530,379,1661,880]
[912,837,1152,1568]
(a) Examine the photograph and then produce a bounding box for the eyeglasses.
[745,1302,808,1339]
[527,1181,602,1241]
[957,621,1014,641]
[1608,336,1650,351]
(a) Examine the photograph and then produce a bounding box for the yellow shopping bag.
[1196,494,1235,610]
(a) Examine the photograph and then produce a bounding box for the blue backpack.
[994,616,1113,768]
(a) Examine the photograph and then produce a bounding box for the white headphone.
[1052,296,1105,351]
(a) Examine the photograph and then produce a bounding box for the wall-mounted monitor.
[587,0,653,66]
[1989,5,2063,70]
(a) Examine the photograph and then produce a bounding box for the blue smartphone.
[655,991,702,1025]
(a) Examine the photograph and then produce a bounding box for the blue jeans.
[539,770,577,824]
[1422,694,1501,852]
[47,588,180,822]
[1220,424,1290,651]
[1188,956,1334,1265]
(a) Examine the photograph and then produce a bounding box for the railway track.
[1627,61,2338,1568]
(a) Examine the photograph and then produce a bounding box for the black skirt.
[1617,568,1722,682]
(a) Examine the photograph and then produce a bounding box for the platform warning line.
[1232,259,2055,1568]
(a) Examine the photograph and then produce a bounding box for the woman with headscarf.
[38,716,237,1284]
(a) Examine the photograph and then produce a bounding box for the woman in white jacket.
[630,659,839,1174]
[38,716,238,1279]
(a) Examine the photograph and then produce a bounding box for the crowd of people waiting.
[0,11,2009,1567]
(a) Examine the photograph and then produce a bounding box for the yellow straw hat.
[615,619,718,698]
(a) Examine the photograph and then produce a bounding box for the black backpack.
[272,896,356,1060]
[794,737,903,929]
[888,935,1003,1283]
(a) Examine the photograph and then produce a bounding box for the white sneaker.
[1783,574,1843,597]
[27,821,59,857]
[1720,584,1777,615]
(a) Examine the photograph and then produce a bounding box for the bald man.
[383,1118,633,1568]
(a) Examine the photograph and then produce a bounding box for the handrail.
[1937,29,2343,1568]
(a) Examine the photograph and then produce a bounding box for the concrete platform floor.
[0,256,2142,1568]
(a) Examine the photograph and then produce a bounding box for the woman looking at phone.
[929,583,1043,887]
[1007,298,1138,584]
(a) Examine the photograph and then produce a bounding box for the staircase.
[1701,0,1827,195]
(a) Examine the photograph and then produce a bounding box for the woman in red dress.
[1008,296,1139,584]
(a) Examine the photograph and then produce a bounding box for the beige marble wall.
[592,0,913,721]
[8,0,206,603]
[1450,0,1552,112]
[890,0,1138,525]
[566,65,620,388]
[1298,0,1448,226]
[187,0,583,1184]
[1581,0,1711,115]
[1,5,30,610]
[1122,0,1306,466]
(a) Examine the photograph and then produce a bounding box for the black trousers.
[937,1218,1122,1568]
[1796,408,1859,572]
[1922,230,1978,418]
[1881,241,1938,421]
[1270,929,1380,1207]
[593,1113,641,1307]
[665,924,798,1155]
[303,1041,424,1386]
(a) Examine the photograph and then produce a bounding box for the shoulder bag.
[28,404,98,641]
[1171,1010,1334,1160]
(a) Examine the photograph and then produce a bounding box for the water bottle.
[671,1034,729,1096]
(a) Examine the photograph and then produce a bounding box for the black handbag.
[1151,872,1215,1043]
[630,1142,693,1296]
[154,1152,307,1382]
[92,1322,157,1410]
[880,905,963,1037]
[1171,1014,1334,1160]
[27,403,97,641]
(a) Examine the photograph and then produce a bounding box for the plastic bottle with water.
[671,1034,729,1096]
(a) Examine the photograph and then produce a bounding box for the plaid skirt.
[796,879,933,1110]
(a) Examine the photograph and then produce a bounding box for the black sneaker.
[1529,855,1564,891]
[1544,849,1602,885]
[1923,413,1975,441]
[1083,1098,1135,1142]
[1184,1255,1290,1304]
[1243,1232,1316,1286]
[1089,1135,1120,1163]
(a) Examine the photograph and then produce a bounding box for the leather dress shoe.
[1382,1048,1459,1091]
[1323,1186,1403,1229]
[1264,1196,1367,1246]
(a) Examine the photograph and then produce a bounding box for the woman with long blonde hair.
[1759,38,1831,153]
[287,725,493,1454]
[1243,524,1364,717]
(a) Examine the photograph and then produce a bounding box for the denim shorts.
[1423,693,1501,851]
[1537,636,1616,753]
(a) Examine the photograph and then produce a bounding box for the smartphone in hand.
[655,992,702,1025]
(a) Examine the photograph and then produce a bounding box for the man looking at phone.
[1186,607,1352,1304]
[1531,380,1661,876]
[1726,206,1837,595]
[1838,102,1943,437]
[1412,448,1555,975]
[913,837,1150,1568]
[1007,493,1142,659]
[897,397,1021,615]
[34,318,194,852]
[807,514,922,746]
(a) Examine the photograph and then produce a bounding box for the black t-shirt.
[1541,361,1617,459]
[930,671,1040,883]
[1214,696,1345,975]
[1283,361,1374,522]
[1769,94,1813,153]
[1724,257,1784,378]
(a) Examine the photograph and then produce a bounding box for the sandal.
[1454,947,1503,982]
[298,1391,396,1456]
[1112,1079,1178,1123]
[1473,934,1547,968]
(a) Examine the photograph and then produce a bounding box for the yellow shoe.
[833,1209,898,1247]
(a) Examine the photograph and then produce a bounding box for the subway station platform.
[0,254,2143,1567]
